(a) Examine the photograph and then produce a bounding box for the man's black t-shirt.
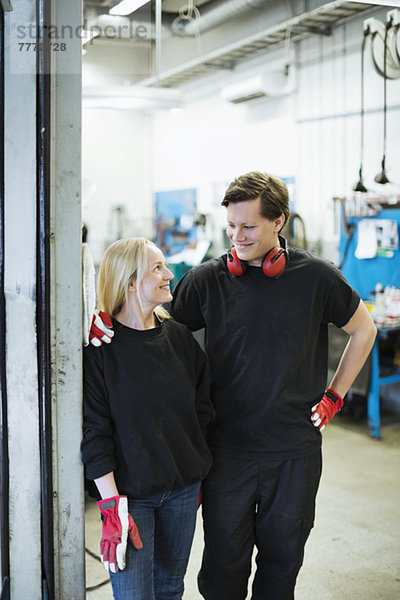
[171,245,360,459]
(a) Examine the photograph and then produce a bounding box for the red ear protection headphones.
[227,241,288,278]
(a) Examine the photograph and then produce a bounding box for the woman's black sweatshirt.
[81,317,214,498]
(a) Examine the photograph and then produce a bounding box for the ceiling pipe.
[175,0,272,36]
[84,0,277,42]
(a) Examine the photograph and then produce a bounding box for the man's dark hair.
[221,171,290,225]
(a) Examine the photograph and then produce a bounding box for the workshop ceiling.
[84,0,214,14]
[82,1,383,88]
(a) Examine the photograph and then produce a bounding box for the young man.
[90,171,376,600]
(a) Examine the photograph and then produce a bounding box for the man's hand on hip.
[311,388,343,431]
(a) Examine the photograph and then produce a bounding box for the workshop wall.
[296,13,400,259]
[82,106,154,263]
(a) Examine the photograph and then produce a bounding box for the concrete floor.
[85,414,400,600]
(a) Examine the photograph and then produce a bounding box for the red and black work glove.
[311,388,344,431]
[97,495,143,573]
[89,309,114,347]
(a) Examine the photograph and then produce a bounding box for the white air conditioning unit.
[220,67,295,104]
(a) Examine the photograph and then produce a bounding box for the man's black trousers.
[198,449,322,600]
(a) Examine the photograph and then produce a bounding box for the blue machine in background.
[340,208,400,300]
[338,203,400,438]
[154,187,210,286]
[155,188,197,257]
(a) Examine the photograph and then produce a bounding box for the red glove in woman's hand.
[97,495,142,573]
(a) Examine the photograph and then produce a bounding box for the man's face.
[226,196,284,267]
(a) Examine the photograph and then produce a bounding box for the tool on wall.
[373,12,400,185]
[368,18,400,79]
[333,197,355,270]
[281,212,308,250]
[387,9,400,69]
[354,12,400,192]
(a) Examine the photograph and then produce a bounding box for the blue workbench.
[368,324,400,438]
[339,207,400,438]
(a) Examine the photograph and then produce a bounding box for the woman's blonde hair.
[97,237,170,320]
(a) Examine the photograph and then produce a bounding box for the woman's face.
[137,245,173,309]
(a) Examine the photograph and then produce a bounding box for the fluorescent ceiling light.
[83,86,183,111]
[110,0,149,16]
[83,97,150,110]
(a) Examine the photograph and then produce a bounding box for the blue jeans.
[109,482,200,600]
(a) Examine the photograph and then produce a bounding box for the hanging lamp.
[353,27,370,193]
[375,20,391,184]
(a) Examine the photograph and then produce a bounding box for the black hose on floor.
[85,547,110,592]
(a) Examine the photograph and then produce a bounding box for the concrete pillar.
[4,0,42,596]
[50,0,85,597]
[3,0,84,597]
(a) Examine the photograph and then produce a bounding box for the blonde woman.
[81,237,214,600]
